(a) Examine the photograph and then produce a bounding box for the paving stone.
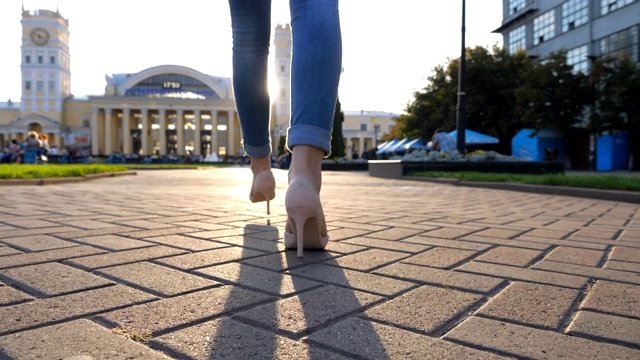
[150,317,350,360]
[364,227,426,241]
[97,286,273,336]
[0,285,156,335]
[52,219,121,229]
[474,246,542,267]
[326,227,374,241]
[619,229,640,241]
[374,262,504,293]
[471,228,525,239]
[287,263,416,297]
[363,285,483,334]
[195,263,322,296]
[445,316,640,359]
[604,260,640,273]
[0,319,170,359]
[72,234,154,251]
[609,246,640,263]
[477,282,581,329]
[0,246,22,256]
[241,251,339,272]
[54,226,143,240]
[234,285,383,335]
[570,228,618,240]
[420,227,479,239]
[96,261,219,297]
[0,262,113,297]
[208,235,285,253]
[461,234,554,250]
[2,219,61,229]
[324,248,408,272]
[155,246,265,271]
[116,219,174,230]
[323,241,367,254]
[188,227,262,239]
[306,316,506,359]
[544,246,605,267]
[0,286,33,306]
[580,281,640,318]
[0,226,80,239]
[0,245,106,270]
[406,236,493,251]
[533,260,640,285]
[524,228,573,239]
[0,234,78,251]
[456,261,588,289]
[172,221,232,231]
[142,234,230,251]
[343,237,431,253]
[401,247,477,269]
[567,311,640,346]
[514,235,608,250]
[122,226,199,239]
[66,245,187,270]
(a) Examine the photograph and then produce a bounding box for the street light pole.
[456,0,467,154]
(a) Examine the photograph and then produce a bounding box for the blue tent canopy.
[383,138,412,153]
[403,138,429,152]
[512,128,564,161]
[376,139,399,154]
[449,129,499,145]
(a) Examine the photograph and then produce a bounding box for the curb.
[0,171,137,186]
[403,176,640,204]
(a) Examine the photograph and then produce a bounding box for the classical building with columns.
[0,7,239,158]
[0,8,398,160]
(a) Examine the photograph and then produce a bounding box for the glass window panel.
[509,0,527,15]
[567,45,589,73]
[533,10,556,45]
[509,25,527,54]
[124,73,220,99]
[601,0,634,15]
[600,26,639,61]
[562,0,589,33]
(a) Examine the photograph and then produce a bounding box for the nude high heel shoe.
[284,176,328,258]
[250,169,275,215]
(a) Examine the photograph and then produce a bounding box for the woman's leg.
[229,0,272,159]
[287,0,342,156]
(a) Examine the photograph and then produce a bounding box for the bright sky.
[0,0,503,114]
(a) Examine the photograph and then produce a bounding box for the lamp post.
[456,0,467,154]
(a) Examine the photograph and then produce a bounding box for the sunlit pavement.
[0,167,639,359]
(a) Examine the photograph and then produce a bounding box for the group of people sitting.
[1,131,54,164]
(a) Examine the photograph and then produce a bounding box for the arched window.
[125,73,219,99]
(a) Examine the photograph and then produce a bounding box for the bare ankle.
[288,146,323,190]
[250,156,271,175]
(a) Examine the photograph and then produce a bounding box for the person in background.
[431,128,456,153]
[228,0,341,257]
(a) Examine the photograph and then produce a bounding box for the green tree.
[330,97,345,159]
[515,51,590,134]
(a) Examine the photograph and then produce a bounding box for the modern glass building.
[494,0,639,71]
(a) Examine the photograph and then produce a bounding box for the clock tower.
[20,6,71,121]
[273,24,292,129]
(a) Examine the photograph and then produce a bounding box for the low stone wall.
[368,160,565,179]
[321,162,369,171]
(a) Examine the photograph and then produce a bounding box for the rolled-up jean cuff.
[287,125,332,156]
[244,142,272,158]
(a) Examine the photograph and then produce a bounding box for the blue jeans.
[229,0,342,157]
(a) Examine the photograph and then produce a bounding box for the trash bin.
[596,132,629,171]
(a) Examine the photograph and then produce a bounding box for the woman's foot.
[284,146,328,257]
[249,156,275,215]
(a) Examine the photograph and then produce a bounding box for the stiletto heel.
[284,177,329,258]
[250,169,275,216]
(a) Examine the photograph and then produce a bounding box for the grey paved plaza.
[0,168,639,359]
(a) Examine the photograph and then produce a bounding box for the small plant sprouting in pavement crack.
[112,327,152,343]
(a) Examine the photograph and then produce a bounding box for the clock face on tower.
[30,27,50,46]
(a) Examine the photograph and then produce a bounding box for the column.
[227,110,236,156]
[176,109,184,155]
[140,108,149,155]
[91,108,100,155]
[359,136,365,157]
[122,108,132,154]
[211,110,219,156]
[159,109,167,155]
[104,109,113,155]
[54,133,61,148]
[194,110,201,156]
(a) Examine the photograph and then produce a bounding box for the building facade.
[495,0,639,71]
[0,9,397,160]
